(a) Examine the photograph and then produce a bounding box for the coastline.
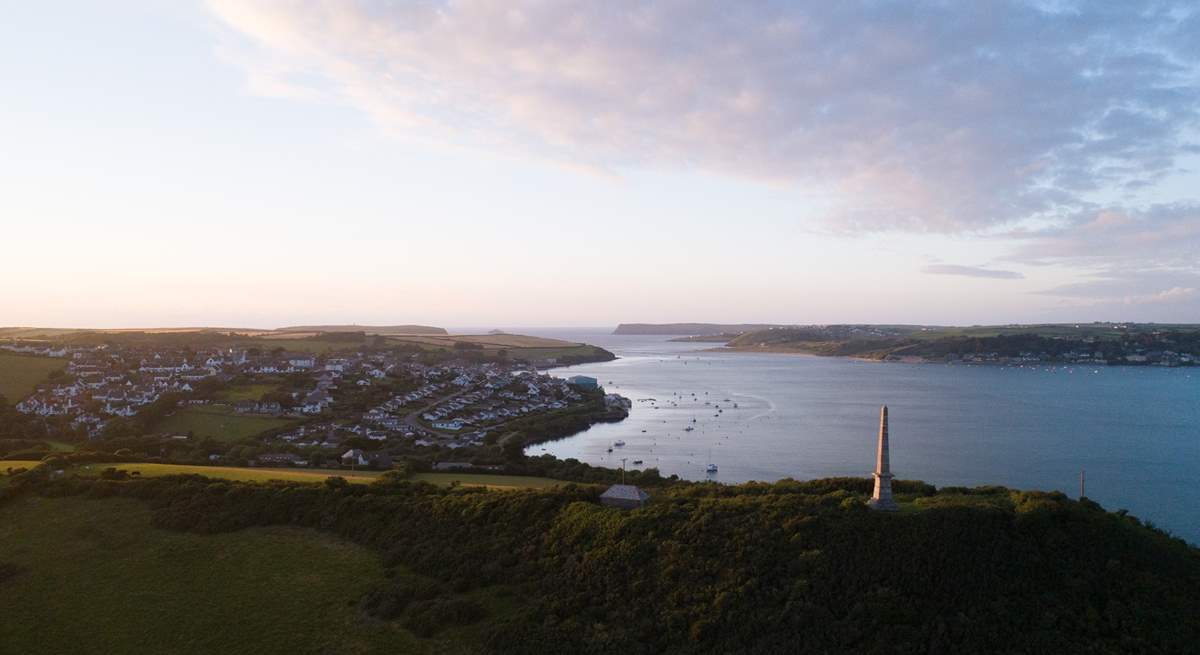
[703,345,919,361]
[705,345,1197,368]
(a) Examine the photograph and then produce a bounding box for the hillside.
[3,468,1197,654]
[613,323,783,335]
[0,496,451,654]
[0,353,66,402]
[384,334,616,366]
[717,323,1200,365]
[0,324,449,340]
[274,324,448,335]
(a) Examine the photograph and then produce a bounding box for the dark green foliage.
[7,474,1199,654]
[0,562,23,586]
[404,597,487,636]
[98,467,130,481]
[360,573,445,620]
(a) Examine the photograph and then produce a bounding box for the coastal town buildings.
[2,339,617,464]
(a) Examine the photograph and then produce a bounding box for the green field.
[71,462,569,490]
[1,460,44,471]
[154,406,295,441]
[0,353,66,401]
[384,334,612,362]
[504,345,611,361]
[0,496,446,654]
[83,463,383,485]
[212,383,280,402]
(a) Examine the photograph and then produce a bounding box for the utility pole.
[621,458,627,484]
[1080,469,1085,499]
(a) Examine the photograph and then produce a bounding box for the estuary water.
[520,329,1200,544]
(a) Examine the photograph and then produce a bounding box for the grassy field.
[212,383,279,402]
[504,345,612,362]
[154,406,295,441]
[75,458,571,489]
[388,334,581,349]
[2,460,45,471]
[386,334,610,362]
[69,462,570,490]
[0,496,453,654]
[82,463,383,484]
[0,353,66,401]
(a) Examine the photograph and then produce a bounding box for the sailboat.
[706,449,718,474]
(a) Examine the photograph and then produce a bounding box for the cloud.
[208,1,1200,232]
[1016,203,1200,316]
[1010,203,1200,267]
[1140,286,1198,304]
[1034,269,1200,320]
[922,264,1024,279]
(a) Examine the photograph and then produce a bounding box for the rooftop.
[600,484,649,502]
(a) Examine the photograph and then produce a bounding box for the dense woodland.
[4,468,1197,654]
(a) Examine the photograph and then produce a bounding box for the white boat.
[613,440,625,447]
[684,426,695,432]
[706,463,718,473]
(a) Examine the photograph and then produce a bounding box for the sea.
[510,329,1200,545]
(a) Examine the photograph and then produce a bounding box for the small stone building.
[600,484,650,509]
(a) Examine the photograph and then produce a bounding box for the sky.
[2,1,1198,329]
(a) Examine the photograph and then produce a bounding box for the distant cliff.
[613,323,782,336]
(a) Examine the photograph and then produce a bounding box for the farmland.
[212,383,279,402]
[77,462,383,484]
[2,461,44,471]
[63,462,570,490]
[153,406,295,441]
[0,353,66,402]
[0,496,446,654]
[384,334,615,364]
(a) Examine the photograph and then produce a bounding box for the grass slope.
[1,461,43,471]
[212,383,280,402]
[154,406,295,441]
[0,496,444,654]
[0,353,66,401]
[65,462,569,490]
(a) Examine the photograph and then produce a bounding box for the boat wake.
[732,392,776,421]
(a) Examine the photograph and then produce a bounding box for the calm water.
[517,329,1200,544]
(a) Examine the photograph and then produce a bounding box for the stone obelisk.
[868,405,899,511]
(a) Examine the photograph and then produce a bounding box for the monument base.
[867,497,899,511]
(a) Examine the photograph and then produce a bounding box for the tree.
[101,417,135,439]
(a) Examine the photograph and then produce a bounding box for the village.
[1,340,627,468]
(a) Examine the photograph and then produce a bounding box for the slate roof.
[600,484,650,502]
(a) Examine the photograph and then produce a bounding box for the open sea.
[513,329,1200,544]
